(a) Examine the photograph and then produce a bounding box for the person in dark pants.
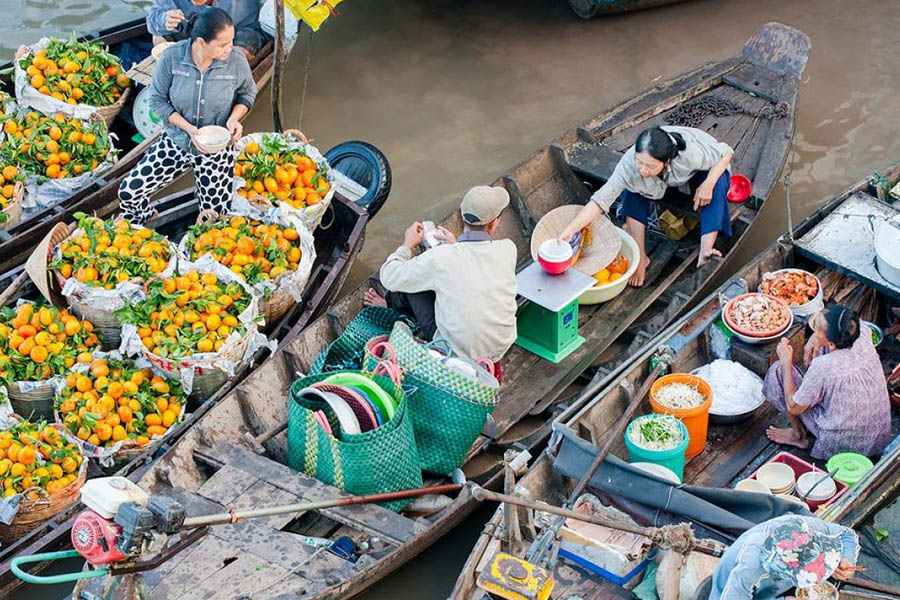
[363,186,518,379]
[560,125,734,286]
[147,0,271,60]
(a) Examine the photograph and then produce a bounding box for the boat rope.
[297,27,315,131]
[663,95,789,129]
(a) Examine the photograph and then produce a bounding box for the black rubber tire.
[324,141,392,218]
[567,0,600,19]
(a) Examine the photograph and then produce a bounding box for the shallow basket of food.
[758,268,823,318]
[722,293,793,345]
[579,228,639,305]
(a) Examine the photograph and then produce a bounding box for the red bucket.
[727,174,752,203]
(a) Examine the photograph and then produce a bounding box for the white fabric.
[379,240,518,362]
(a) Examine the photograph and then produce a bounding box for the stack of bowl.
[796,471,837,507]
[735,479,771,494]
[756,462,796,495]
[296,373,398,438]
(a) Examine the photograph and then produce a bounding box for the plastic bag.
[285,0,344,31]
[260,0,300,51]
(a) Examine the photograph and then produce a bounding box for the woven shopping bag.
[366,321,499,476]
[308,306,410,375]
[286,370,422,512]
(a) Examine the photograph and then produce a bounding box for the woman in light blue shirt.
[710,515,859,599]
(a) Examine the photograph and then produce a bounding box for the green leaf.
[875,529,890,542]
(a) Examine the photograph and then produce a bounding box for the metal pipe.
[182,484,462,528]
[271,0,286,132]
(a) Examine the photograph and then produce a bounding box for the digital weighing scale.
[515,262,596,363]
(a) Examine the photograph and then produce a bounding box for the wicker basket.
[0,182,24,233]
[14,45,130,127]
[0,466,86,544]
[7,380,56,421]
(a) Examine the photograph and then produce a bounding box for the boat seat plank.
[484,239,682,440]
[565,143,623,184]
[200,442,423,545]
[179,553,294,600]
[197,463,260,508]
[211,479,302,532]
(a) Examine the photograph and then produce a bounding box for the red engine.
[71,510,126,565]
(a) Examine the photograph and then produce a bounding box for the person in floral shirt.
[709,515,859,599]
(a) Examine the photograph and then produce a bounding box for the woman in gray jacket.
[118,7,256,224]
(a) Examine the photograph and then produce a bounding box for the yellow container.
[476,552,554,600]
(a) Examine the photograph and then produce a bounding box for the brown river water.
[5,0,900,597]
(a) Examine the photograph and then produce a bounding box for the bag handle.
[476,359,495,377]
[368,340,397,364]
[422,338,453,361]
[371,360,402,388]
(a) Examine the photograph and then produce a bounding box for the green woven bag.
[309,307,409,375]
[286,371,423,512]
[365,321,499,476]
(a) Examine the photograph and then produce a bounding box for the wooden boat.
[0,22,809,597]
[452,163,900,599]
[0,185,369,587]
[566,0,691,19]
[0,18,275,276]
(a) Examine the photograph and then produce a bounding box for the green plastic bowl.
[826,452,873,487]
[322,372,396,420]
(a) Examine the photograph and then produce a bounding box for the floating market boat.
[0,22,810,598]
[0,18,276,276]
[453,163,900,600]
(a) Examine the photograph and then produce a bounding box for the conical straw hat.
[530,205,621,274]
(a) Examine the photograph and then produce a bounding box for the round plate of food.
[759,269,823,317]
[723,293,793,342]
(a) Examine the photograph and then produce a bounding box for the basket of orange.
[0,163,24,233]
[0,413,87,544]
[180,213,315,327]
[0,111,116,213]
[232,130,335,231]
[14,36,131,126]
[115,258,262,401]
[51,214,177,350]
[55,355,185,465]
[0,302,101,420]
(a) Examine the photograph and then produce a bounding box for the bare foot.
[363,288,387,308]
[697,247,722,268]
[766,425,810,449]
[629,254,651,287]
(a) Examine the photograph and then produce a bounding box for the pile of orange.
[593,253,630,286]
[0,112,112,180]
[53,214,172,289]
[186,216,303,284]
[0,420,83,498]
[19,37,130,107]
[0,302,100,384]
[115,270,251,358]
[56,357,184,449]
[234,134,330,210]
[0,163,23,214]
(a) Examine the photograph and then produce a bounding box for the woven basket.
[0,465,86,544]
[7,380,56,421]
[0,182,24,233]
[142,332,252,402]
[14,45,130,128]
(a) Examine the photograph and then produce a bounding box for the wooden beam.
[548,143,589,204]
[501,174,536,239]
[272,0,287,132]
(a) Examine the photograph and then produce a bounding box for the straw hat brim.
[530,205,621,274]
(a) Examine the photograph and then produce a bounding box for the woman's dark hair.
[824,304,860,349]
[634,126,687,163]
[191,7,234,43]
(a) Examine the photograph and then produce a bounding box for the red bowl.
[727,174,752,203]
[538,239,574,275]
[723,293,792,338]
[538,254,572,275]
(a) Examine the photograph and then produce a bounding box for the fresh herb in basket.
[55,356,184,449]
[52,214,172,289]
[0,419,83,498]
[186,216,303,285]
[19,37,130,107]
[0,302,100,385]
[115,270,251,358]
[0,111,113,181]
[234,133,330,210]
[628,415,684,451]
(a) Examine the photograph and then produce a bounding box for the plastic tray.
[749,451,848,511]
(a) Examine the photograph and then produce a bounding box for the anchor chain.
[664,95,789,128]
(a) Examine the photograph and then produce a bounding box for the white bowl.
[579,227,639,305]
[796,471,837,500]
[151,41,175,61]
[194,125,231,153]
[758,269,824,318]
[735,479,771,494]
[631,462,681,484]
[777,493,807,507]
[756,462,796,493]
[539,239,574,262]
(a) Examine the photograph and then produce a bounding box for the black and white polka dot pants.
[118,134,235,224]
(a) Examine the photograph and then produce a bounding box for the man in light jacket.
[147,0,270,59]
[364,186,518,374]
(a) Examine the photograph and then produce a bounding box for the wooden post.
[271,0,287,132]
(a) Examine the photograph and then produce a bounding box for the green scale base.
[515,298,585,363]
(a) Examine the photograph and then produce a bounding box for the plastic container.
[826,453,874,487]
[727,174,752,203]
[748,452,849,511]
[624,416,689,481]
[758,269,824,318]
[579,228,640,305]
[194,125,231,153]
[649,374,712,458]
[80,477,149,519]
[537,239,573,275]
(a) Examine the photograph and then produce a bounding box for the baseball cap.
[460,186,510,226]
